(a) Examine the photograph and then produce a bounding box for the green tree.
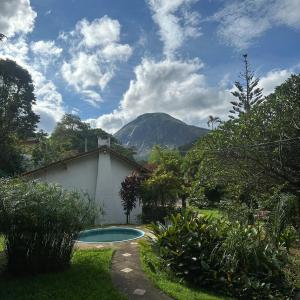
[230,54,263,119]
[0,59,39,175]
[0,59,39,139]
[190,74,300,230]
[145,146,187,207]
[120,173,143,223]
[31,114,135,168]
[207,115,221,130]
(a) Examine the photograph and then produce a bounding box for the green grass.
[198,208,221,218]
[139,240,231,300]
[0,249,126,300]
[0,235,4,252]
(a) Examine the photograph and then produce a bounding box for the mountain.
[114,113,209,159]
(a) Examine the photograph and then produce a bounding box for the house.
[23,138,148,224]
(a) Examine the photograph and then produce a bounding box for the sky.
[0,0,300,133]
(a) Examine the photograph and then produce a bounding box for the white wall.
[31,153,98,200]
[108,156,142,224]
[29,151,142,225]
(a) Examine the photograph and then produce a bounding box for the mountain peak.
[114,113,209,159]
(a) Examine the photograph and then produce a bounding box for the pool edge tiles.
[76,227,145,244]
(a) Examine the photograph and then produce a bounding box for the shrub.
[151,211,295,298]
[0,178,96,275]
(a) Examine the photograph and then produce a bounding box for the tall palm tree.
[207,115,221,130]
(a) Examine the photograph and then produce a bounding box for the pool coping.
[75,226,145,244]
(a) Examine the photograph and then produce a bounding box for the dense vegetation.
[151,211,295,298]
[187,74,300,232]
[0,59,39,175]
[142,71,300,297]
[0,179,96,274]
[139,240,229,300]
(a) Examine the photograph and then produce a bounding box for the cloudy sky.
[0,0,300,133]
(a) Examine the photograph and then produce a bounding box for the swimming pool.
[76,227,145,243]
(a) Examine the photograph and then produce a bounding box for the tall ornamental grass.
[0,178,96,275]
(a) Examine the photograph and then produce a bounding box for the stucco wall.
[28,151,142,225]
[108,156,142,224]
[31,153,98,200]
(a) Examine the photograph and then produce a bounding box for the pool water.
[77,227,144,243]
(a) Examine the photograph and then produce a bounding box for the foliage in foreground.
[0,249,126,300]
[0,179,96,275]
[139,240,228,300]
[151,211,295,299]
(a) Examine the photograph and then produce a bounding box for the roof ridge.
[23,146,149,176]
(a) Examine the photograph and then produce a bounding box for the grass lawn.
[139,240,231,300]
[198,208,221,218]
[0,235,4,252]
[0,249,126,300]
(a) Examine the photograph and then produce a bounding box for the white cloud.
[147,0,201,58]
[31,40,63,70]
[0,0,37,37]
[89,57,298,134]
[77,16,121,48]
[31,71,65,132]
[0,39,65,132]
[212,0,300,49]
[259,69,291,96]
[0,33,65,133]
[102,43,133,61]
[61,51,113,91]
[61,16,133,106]
[89,58,231,133]
[31,40,62,57]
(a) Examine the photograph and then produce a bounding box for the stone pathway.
[111,241,173,300]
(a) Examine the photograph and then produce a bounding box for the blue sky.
[0,0,300,133]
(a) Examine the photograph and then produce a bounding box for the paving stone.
[111,241,173,300]
[122,253,132,257]
[121,267,133,273]
[133,289,146,296]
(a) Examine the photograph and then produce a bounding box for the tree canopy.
[0,59,39,175]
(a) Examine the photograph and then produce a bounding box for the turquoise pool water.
[77,227,145,243]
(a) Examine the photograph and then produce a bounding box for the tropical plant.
[207,115,221,130]
[230,54,263,118]
[151,211,295,298]
[0,178,96,275]
[120,173,143,223]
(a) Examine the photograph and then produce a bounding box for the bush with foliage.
[120,173,143,224]
[0,178,96,275]
[151,211,295,298]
